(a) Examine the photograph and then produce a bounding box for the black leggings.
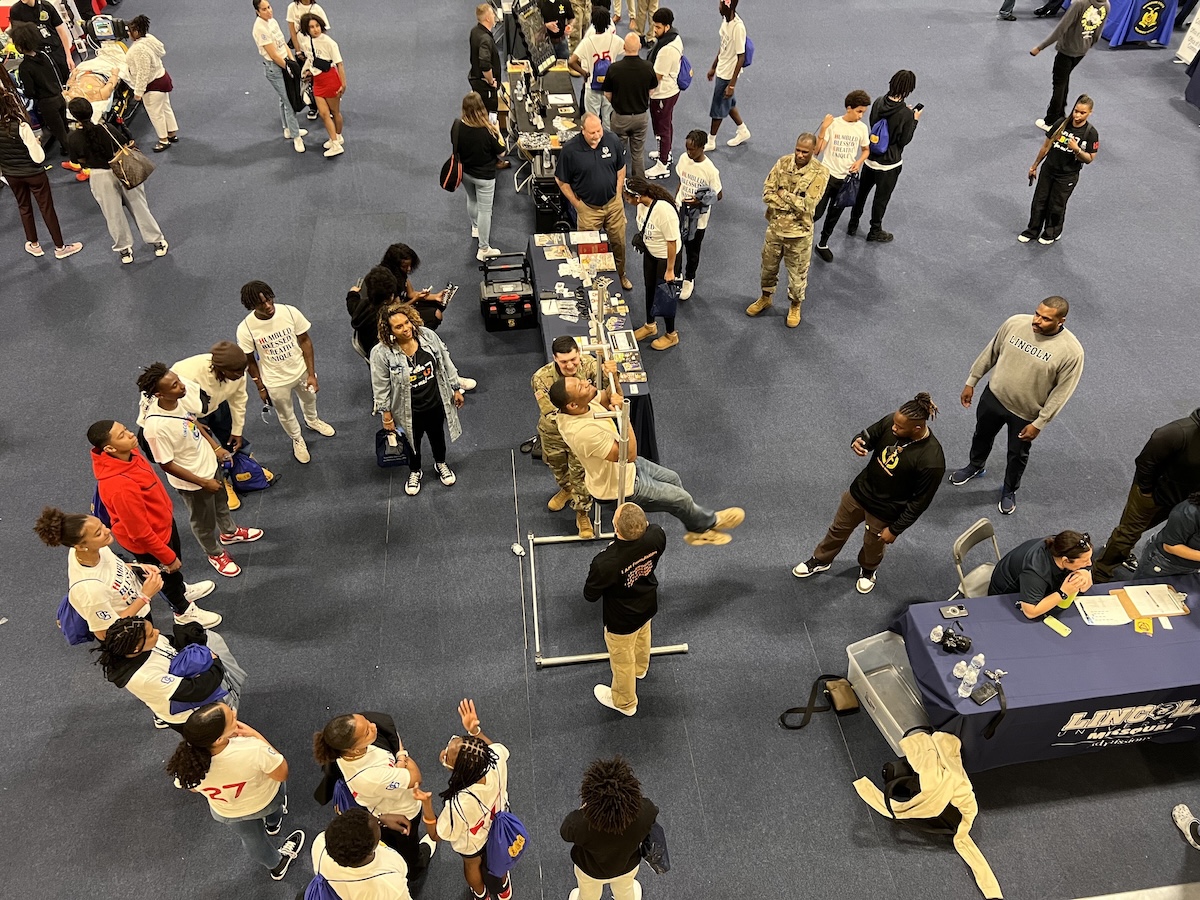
[643,252,674,333]
[674,227,706,281]
[409,403,448,470]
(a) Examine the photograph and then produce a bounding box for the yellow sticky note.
[1135,617,1154,635]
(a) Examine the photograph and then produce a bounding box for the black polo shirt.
[603,56,657,115]
[555,130,626,206]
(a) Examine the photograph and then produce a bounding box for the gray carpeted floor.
[3,0,1200,897]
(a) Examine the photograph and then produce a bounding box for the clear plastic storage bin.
[846,631,930,755]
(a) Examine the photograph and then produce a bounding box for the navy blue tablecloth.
[895,574,1200,771]
[1104,0,1178,46]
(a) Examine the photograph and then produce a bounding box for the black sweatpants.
[848,164,902,232]
[968,385,1034,492]
[1026,167,1078,241]
[1046,52,1083,125]
[674,227,706,282]
[815,175,847,244]
[131,520,189,615]
[409,403,448,471]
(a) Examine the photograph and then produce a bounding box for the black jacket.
[867,96,918,167]
[469,22,498,80]
[17,52,63,100]
[583,524,666,633]
[848,414,945,534]
[1135,409,1200,508]
[346,288,384,357]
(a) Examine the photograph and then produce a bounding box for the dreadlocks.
[579,756,643,834]
[898,392,938,422]
[887,69,917,100]
[136,362,170,397]
[93,616,151,678]
[439,736,497,802]
[165,702,227,789]
[313,714,359,766]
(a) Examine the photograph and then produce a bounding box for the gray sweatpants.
[178,466,236,556]
[88,168,165,253]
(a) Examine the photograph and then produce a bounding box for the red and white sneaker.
[219,527,263,545]
[207,552,241,577]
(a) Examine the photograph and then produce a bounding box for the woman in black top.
[452,91,507,261]
[560,756,658,900]
[66,98,168,265]
[11,23,71,157]
[0,90,81,259]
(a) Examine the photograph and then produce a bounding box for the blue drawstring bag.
[90,486,112,527]
[676,54,693,91]
[56,595,95,646]
[167,644,228,715]
[640,820,671,873]
[485,809,530,877]
[742,36,754,67]
[332,779,360,813]
[229,451,272,493]
[303,874,341,900]
[869,117,890,155]
[649,281,681,320]
[834,172,860,208]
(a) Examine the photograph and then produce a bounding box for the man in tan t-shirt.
[549,375,744,545]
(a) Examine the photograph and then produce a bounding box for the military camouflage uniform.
[531,353,601,512]
[568,0,590,53]
[760,154,830,310]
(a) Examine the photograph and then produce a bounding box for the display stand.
[522,273,688,668]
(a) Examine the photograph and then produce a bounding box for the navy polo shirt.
[989,537,1074,606]
[555,131,626,207]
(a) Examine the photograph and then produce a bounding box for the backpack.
[869,117,890,155]
[90,485,112,527]
[676,53,693,91]
[590,56,612,92]
[332,779,360,814]
[229,450,271,492]
[303,874,342,900]
[56,594,95,646]
[485,809,529,877]
[742,36,754,67]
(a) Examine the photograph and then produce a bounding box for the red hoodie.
[90,447,178,565]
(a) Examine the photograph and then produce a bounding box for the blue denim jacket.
[369,328,462,441]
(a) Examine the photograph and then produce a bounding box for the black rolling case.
[479,252,538,332]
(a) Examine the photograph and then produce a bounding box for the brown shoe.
[713,507,745,531]
[495,159,512,170]
[683,529,733,546]
[224,481,242,511]
[576,509,596,539]
[548,488,571,512]
[650,331,679,350]
[746,295,772,317]
[620,275,634,290]
[633,322,658,341]
[786,303,802,328]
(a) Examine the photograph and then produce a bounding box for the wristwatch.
[1056,589,1069,601]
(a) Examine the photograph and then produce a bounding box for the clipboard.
[1109,583,1190,619]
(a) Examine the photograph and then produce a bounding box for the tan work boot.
[650,331,679,351]
[683,529,732,546]
[746,295,772,316]
[576,509,596,539]
[786,303,802,328]
[224,481,242,511]
[633,322,658,341]
[714,507,745,531]
[548,488,571,511]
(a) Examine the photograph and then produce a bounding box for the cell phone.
[913,103,925,112]
[940,604,969,619]
[970,682,998,705]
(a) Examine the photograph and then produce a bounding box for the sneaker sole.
[999,499,1017,515]
[792,564,831,578]
[856,580,877,594]
[683,531,732,546]
[208,562,241,577]
[219,532,263,545]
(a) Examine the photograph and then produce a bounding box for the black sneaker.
[949,464,986,486]
[866,229,894,243]
[846,221,859,236]
[1018,230,1037,243]
[997,11,1018,19]
[815,244,833,262]
[791,558,831,578]
[1123,553,1139,572]
[270,830,305,880]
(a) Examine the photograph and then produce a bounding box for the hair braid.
[898,392,938,422]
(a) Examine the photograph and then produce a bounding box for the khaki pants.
[576,193,628,278]
[538,424,592,512]
[573,863,640,900]
[604,620,651,711]
[812,490,889,572]
[760,226,813,307]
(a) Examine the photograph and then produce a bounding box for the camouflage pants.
[539,426,592,512]
[760,227,812,307]
[569,0,591,53]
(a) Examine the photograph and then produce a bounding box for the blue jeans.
[1139,542,1200,578]
[463,174,496,251]
[212,783,287,869]
[263,60,300,137]
[550,35,570,59]
[630,456,716,533]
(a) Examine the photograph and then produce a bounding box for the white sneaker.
[856,568,878,594]
[703,135,716,152]
[593,684,636,716]
[184,581,216,602]
[648,149,659,159]
[458,376,478,391]
[645,161,670,179]
[174,602,223,628]
[292,437,310,463]
[306,419,336,436]
[293,136,306,153]
[420,834,438,859]
[323,143,344,158]
[477,247,502,261]
[680,280,694,300]
[283,128,309,139]
[1035,118,1049,131]
[727,125,751,147]
[434,462,457,486]
[471,225,479,238]
[404,470,422,495]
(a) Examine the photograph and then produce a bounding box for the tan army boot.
[576,509,596,539]
[786,303,802,328]
[746,295,772,316]
[548,488,571,511]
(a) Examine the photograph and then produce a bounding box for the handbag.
[778,673,859,730]
[376,428,412,468]
[440,121,464,192]
[102,124,155,189]
[309,35,333,72]
[639,820,670,874]
[834,171,860,208]
[631,199,660,255]
[649,280,680,319]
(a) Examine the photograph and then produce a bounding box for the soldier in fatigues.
[532,336,602,538]
[746,133,828,329]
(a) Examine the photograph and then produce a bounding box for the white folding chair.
[950,517,1002,600]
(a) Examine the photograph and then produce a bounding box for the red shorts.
[313,67,341,98]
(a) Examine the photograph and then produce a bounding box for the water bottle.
[957,653,986,698]
[542,147,551,170]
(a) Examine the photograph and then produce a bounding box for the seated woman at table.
[1140,492,1200,578]
[989,529,1093,619]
